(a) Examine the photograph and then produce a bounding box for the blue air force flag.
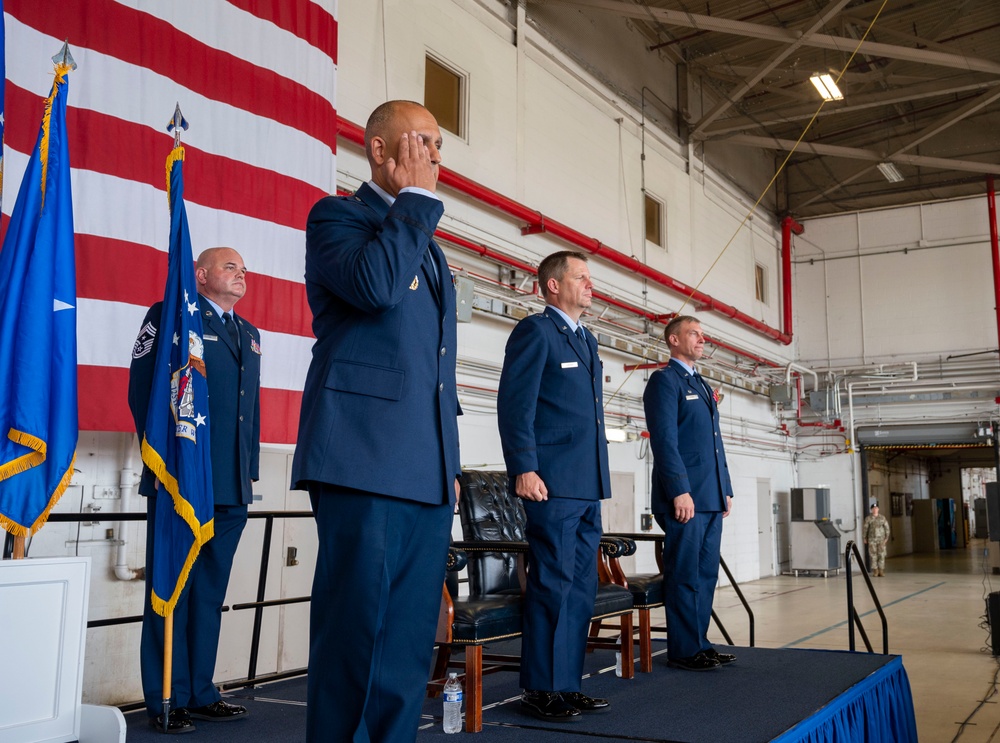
[0,59,77,537]
[139,144,214,617]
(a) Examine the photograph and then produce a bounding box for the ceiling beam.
[688,0,854,139]
[701,77,1000,137]
[796,86,1000,207]
[723,134,1000,175]
[537,0,1000,76]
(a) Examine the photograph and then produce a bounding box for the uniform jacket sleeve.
[306,191,444,315]
[497,318,549,476]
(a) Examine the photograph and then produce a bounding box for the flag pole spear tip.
[51,41,78,71]
[166,103,190,147]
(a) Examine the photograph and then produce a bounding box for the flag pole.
[158,102,189,733]
[13,535,24,558]
[162,611,174,732]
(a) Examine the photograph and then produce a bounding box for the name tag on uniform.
[685,393,699,400]
[561,361,579,369]
[204,334,219,341]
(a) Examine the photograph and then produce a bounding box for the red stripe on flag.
[4,83,328,230]
[79,366,302,445]
[259,388,303,445]
[225,0,338,64]
[7,0,338,153]
[75,235,314,338]
[79,366,135,432]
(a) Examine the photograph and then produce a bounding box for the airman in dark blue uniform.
[644,315,735,672]
[291,101,461,743]
[498,251,612,721]
[129,247,260,732]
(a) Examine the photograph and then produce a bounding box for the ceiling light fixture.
[876,162,904,183]
[809,73,843,101]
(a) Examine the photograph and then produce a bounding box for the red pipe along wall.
[987,176,1000,355]
[335,116,795,349]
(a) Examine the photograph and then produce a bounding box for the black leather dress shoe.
[667,651,721,671]
[704,647,737,665]
[520,690,582,722]
[562,692,610,711]
[188,699,249,721]
[149,709,195,734]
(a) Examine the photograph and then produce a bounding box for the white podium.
[0,556,123,743]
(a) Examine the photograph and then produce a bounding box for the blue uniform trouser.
[141,498,247,715]
[520,498,602,692]
[655,510,723,660]
[306,485,452,743]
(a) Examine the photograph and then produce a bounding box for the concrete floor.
[695,539,1000,742]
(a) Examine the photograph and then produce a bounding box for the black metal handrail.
[30,509,316,687]
[715,555,755,647]
[844,539,888,654]
[605,532,755,647]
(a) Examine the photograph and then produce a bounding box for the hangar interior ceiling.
[507,0,1000,450]
[524,0,1000,219]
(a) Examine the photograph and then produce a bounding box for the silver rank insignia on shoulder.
[410,276,419,290]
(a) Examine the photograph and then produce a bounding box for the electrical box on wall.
[455,273,474,323]
[769,384,793,405]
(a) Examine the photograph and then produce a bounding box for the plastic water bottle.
[615,636,623,678]
[443,672,463,734]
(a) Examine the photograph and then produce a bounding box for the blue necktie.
[223,313,240,349]
[694,371,711,399]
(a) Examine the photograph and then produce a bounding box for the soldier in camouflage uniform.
[863,503,891,576]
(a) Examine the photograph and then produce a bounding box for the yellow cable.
[603,0,891,412]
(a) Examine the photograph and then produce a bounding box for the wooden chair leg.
[639,609,653,673]
[464,645,484,733]
[619,613,635,679]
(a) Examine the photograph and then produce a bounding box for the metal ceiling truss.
[529,0,1000,216]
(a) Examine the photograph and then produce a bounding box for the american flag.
[4,0,337,444]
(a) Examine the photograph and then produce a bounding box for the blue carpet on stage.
[120,642,916,742]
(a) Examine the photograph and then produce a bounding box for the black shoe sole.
[520,702,583,723]
[667,661,720,671]
[149,719,196,734]
[188,713,248,722]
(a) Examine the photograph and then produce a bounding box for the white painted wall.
[794,197,994,366]
[792,193,997,564]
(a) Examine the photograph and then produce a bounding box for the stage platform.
[121,642,916,742]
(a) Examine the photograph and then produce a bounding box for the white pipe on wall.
[114,433,143,582]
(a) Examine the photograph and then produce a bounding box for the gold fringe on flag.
[0,452,76,537]
[140,435,215,617]
[38,62,74,208]
[165,145,185,209]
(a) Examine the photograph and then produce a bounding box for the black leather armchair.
[602,533,666,672]
[431,470,635,731]
[430,470,527,732]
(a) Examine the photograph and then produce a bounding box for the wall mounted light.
[809,73,843,101]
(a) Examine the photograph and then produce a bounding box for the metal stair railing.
[712,555,756,647]
[844,539,888,654]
